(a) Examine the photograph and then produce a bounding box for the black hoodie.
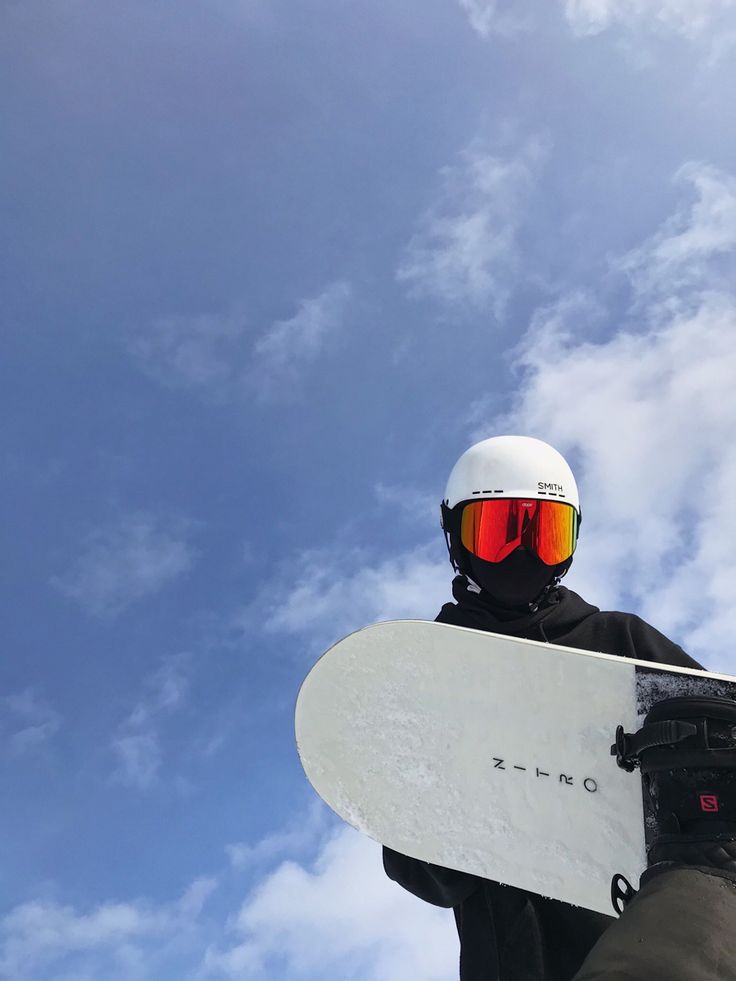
[383,577,703,981]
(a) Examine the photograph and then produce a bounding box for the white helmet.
[443,435,580,514]
[440,435,581,576]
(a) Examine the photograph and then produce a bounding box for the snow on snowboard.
[294,619,736,915]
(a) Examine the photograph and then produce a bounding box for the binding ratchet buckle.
[611,720,698,772]
[610,872,637,915]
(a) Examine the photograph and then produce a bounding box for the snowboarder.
[383,435,736,980]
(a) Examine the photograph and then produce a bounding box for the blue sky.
[3,0,736,977]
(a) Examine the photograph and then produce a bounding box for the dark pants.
[573,867,736,980]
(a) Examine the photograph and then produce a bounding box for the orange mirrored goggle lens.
[460,498,578,566]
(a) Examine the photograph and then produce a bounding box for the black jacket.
[383,576,703,981]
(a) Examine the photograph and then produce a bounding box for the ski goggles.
[460,498,579,566]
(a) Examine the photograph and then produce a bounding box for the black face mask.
[466,547,561,610]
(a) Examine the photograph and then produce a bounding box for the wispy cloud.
[459,0,736,42]
[0,690,61,755]
[373,482,439,531]
[472,164,736,671]
[226,800,331,872]
[203,828,457,981]
[457,0,533,37]
[51,513,195,619]
[128,311,248,399]
[251,280,353,402]
[111,657,190,789]
[239,543,450,654]
[563,0,736,38]
[706,27,736,65]
[618,162,736,305]
[130,280,352,405]
[397,138,547,315]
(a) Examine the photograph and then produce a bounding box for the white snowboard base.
[295,620,736,914]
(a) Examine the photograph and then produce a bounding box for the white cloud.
[397,138,547,315]
[203,827,457,981]
[0,689,62,755]
[472,165,736,670]
[0,810,454,980]
[52,513,195,619]
[129,311,248,398]
[251,280,352,401]
[111,657,190,789]
[563,0,736,38]
[0,878,216,981]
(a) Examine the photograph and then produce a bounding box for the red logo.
[700,794,719,813]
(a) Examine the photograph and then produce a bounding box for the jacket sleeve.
[573,867,736,981]
[383,845,482,908]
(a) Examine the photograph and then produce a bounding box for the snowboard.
[294,619,736,915]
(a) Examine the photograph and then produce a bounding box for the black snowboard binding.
[611,696,736,910]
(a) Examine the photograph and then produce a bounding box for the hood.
[436,575,600,643]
